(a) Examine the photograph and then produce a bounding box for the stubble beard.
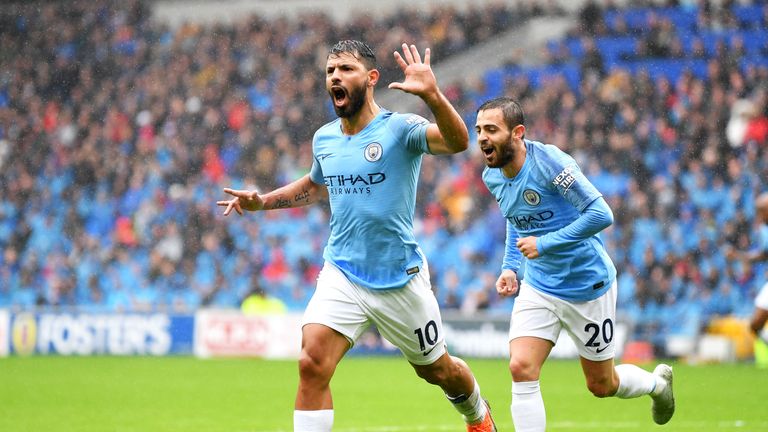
[333,81,368,118]
[487,137,516,168]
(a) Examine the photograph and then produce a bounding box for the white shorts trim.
[509,281,618,361]
[302,262,446,365]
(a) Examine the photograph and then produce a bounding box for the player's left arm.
[518,156,609,259]
[388,43,468,155]
[536,197,613,253]
[517,198,613,259]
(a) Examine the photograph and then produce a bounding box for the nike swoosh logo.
[422,346,437,356]
[596,345,610,354]
[317,153,334,160]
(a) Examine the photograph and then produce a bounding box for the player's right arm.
[497,219,522,297]
[218,174,327,216]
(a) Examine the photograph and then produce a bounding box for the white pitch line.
[257,420,768,432]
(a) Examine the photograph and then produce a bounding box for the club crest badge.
[523,189,541,206]
[364,142,383,162]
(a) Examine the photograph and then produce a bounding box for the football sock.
[511,380,546,432]
[293,409,333,432]
[446,379,487,424]
[615,364,659,398]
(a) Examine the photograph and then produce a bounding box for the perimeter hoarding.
[193,310,302,359]
[7,312,194,356]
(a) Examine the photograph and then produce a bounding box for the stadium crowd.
[0,0,767,352]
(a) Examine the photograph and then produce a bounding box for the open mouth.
[481,146,495,157]
[331,86,347,106]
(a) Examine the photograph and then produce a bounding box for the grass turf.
[1,356,766,431]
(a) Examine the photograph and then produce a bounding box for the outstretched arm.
[388,43,468,155]
[217,174,327,216]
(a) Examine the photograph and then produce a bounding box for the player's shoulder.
[527,139,570,161]
[315,118,342,137]
[385,111,429,128]
[527,139,576,174]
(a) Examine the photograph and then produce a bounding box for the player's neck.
[340,100,381,135]
[501,140,527,179]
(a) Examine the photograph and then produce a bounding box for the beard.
[331,81,367,118]
[486,139,516,168]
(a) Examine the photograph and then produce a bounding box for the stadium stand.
[1,0,767,357]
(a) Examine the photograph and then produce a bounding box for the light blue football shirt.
[309,109,431,290]
[483,139,617,301]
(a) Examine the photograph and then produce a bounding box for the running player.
[218,40,496,432]
[475,96,675,430]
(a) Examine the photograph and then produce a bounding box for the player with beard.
[475,96,676,430]
[218,40,497,432]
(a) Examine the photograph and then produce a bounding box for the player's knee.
[585,378,616,398]
[509,356,540,382]
[297,350,334,384]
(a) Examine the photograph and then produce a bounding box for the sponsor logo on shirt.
[511,210,554,230]
[552,166,576,193]
[323,173,386,196]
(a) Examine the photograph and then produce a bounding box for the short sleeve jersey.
[482,139,617,301]
[309,110,431,290]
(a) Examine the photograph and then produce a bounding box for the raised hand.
[388,43,438,99]
[217,188,264,215]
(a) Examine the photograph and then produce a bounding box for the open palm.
[388,43,438,98]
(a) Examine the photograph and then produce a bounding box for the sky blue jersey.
[482,139,617,302]
[309,110,431,290]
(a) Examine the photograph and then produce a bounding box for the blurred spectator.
[241,283,287,315]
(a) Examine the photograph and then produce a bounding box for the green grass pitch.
[1,356,766,431]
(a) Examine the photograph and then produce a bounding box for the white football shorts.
[302,261,446,365]
[756,281,768,310]
[509,280,618,361]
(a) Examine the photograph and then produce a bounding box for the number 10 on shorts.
[414,320,439,354]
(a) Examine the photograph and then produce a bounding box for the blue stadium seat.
[657,7,698,32]
[732,4,765,29]
[595,36,638,63]
[739,29,768,55]
[622,8,651,31]
[483,68,506,97]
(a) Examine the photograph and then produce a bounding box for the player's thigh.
[368,268,446,366]
[302,262,370,345]
[559,281,617,361]
[509,282,562,344]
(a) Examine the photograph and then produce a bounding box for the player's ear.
[512,124,526,140]
[367,68,379,87]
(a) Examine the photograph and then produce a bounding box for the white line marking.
[258,420,768,432]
